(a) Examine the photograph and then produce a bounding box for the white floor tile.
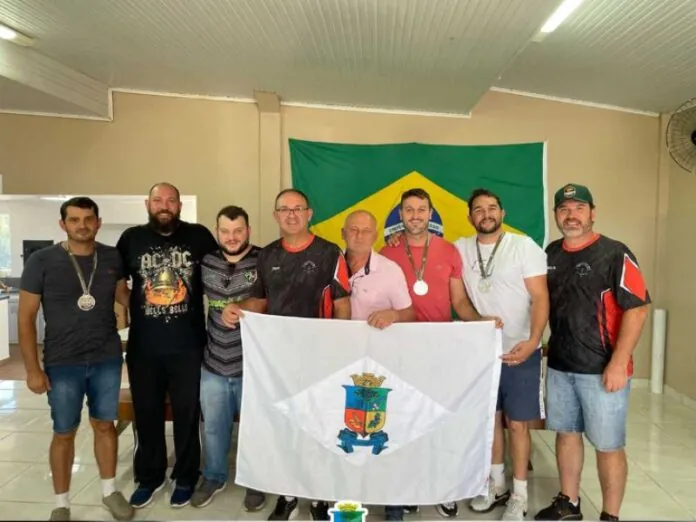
[0,462,98,503]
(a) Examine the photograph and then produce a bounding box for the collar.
[346,250,373,277]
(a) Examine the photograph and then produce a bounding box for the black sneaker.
[244,488,267,512]
[268,496,299,520]
[534,493,583,520]
[404,506,419,514]
[436,502,459,518]
[310,501,330,521]
[599,512,618,521]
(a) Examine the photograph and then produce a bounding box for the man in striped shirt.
[190,205,266,512]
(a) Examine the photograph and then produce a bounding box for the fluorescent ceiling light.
[540,0,585,33]
[0,23,34,46]
[40,195,72,201]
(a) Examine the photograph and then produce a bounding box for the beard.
[148,209,181,235]
[220,238,250,257]
[474,218,501,235]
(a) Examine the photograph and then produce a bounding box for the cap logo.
[563,185,576,198]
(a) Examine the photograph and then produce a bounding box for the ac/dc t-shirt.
[116,222,217,354]
[251,235,350,318]
[546,234,651,376]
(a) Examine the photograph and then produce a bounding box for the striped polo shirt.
[201,246,261,377]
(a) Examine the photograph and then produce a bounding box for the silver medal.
[478,278,492,294]
[413,280,429,296]
[77,294,96,311]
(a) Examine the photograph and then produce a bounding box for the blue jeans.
[45,357,123,434]
[200,366,242,483]
[545,367,631,452]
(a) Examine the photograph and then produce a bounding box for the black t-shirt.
[251,235,351,318]
[546,234,651,376]
[116,222,217,355]
[20,243,124,366]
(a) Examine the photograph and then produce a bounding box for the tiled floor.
[1,379,695,521]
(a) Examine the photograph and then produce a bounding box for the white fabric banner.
[235,312,502,506]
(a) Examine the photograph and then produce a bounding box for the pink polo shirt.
[349,251,413,321]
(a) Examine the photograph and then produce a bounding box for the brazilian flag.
[289,139,547,251]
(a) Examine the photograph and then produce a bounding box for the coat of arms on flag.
[338,373,391,455]
[235,312,503,505]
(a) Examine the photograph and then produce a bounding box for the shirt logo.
[302,260,318,274]
[244,271,257,284]
[575,262,591,277]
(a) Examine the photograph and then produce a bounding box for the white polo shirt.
[454,233,547,353]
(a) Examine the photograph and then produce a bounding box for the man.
[116,182,217,509]
[382,187,501,520]
[535,184,650,522]
[190,205,266,512]
[342,209,415,521]
[18,197,133,522]
[222,188,351,521]
[454,188,549,521]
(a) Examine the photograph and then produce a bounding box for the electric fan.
[666,97,696,173]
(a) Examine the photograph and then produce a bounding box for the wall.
[0,90,662,380]
[0,195,197,277]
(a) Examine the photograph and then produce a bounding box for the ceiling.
[0,0,695,119]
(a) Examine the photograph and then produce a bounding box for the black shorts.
[496,348,544,422]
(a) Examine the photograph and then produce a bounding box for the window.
[0,214,10,276]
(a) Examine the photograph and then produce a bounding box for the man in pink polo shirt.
[342,209,415,521]
[342,210,415,327]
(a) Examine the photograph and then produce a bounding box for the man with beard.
[382,187,501,521]
[453,188,548,521]
[190,205,266,511]
[116,182,217,509]
[19,197,133,521]
[221,188,351,521]
[535,184,650,522]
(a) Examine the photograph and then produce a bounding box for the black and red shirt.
[251,234,350,318]
[546,234,650,376]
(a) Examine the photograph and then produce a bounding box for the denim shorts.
[45,357,123,434]
[545,367,631,451]
[497,348,545,422]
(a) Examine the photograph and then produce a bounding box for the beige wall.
[0,90,663,381]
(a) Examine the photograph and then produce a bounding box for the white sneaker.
[469,480,511,513]
[502,493,527,520]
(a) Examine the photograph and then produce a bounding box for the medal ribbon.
[404,234,430,281]
[65,243,98,297]
[475,232,505,280]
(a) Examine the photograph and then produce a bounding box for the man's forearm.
[528,295,549,345]
[333,298,351,320]
[240,298,267,314]
[454,301,482,321]
[396,307,416,323]
[18,318,41,373]
[610,306,649,366]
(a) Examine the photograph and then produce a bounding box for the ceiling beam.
[0,40,111,119]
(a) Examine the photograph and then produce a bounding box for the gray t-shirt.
[20,242,125,367]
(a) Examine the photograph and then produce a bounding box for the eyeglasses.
[275,207,308,216]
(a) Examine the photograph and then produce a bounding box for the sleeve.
[114,250,126,280]
[200,225,218,255]
[115,229,132,277]
[19,252,45,295]
[612,244,651,311]
[330,249,351,300]
[390,264,413,310]
[250,250,267,299]
[522,236,548,279]
[449,243,463,279]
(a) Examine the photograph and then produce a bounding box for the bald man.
[342,210,415,521]
[342,210,415,329]
[117,182,217,509]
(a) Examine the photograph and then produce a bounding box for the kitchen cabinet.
[7,294,45,344]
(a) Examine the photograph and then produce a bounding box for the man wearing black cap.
[535,184,650,522]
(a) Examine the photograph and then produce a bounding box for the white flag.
[235,312,502,505]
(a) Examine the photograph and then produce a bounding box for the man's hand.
[501,339,537,366]
[385,232,404,248]
[481,315,504,329]
[26,369,51,395]
[367,309,399,330]
[222,303,245,329]
[603,360,629,392]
